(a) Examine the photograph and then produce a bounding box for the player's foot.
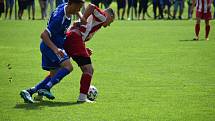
[77,99,95,104]
[193,36,199,40]
[38,89,55,100]
[34,94,43,101]
[206,38,209,41]
[20,90,34,103]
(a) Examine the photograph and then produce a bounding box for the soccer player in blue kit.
[20,0,85,103]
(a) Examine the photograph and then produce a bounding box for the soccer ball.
[87,85,98,101]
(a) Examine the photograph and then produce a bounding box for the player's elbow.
[40,30,49,40]
[88,3,95,8]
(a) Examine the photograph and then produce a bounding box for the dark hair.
[68,0,85,4]
[105,8,115,19]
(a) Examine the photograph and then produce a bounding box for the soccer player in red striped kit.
[64,3,115,103]
[192,0,212,40]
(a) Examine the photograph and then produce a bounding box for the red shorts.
[196,11,212,20]
[64,31,90,58]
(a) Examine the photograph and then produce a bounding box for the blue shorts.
[40,42,69,71]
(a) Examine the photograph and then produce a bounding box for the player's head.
[103,8,115,27]
[67,0,85,14]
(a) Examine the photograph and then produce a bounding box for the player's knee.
[196,19,201,24]
[65,65,73,72]
[61,60,73,72]
[205,20,209,26]
[81,65,94,75]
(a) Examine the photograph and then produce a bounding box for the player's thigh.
[72,56,92,67]
[205,19,210,25]
[64,33,89,58]
[60,58,73,71]
[40,42,69,70]
[80,64,94,75]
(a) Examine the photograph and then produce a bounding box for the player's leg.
[20,50,60,103]
[20,70,57,102]
[64,31,94,103]
[38,59,73,100]
[71,56,94,103]
[205,19,210,40]
[37,42,73,99]
[194,17,201,40]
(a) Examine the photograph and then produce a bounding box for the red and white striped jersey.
[196,0,212,13]
[79,6,107,42]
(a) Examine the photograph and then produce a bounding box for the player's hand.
[80,17,87,25]
[86,48,93,56]
[73,21,81,27]
[54,48,65,58]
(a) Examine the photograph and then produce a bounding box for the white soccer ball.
[87,85,98,101]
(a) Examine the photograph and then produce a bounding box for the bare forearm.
[83,3,95,20]
[40,30,58,53]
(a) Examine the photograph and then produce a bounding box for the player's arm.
[82,3,96,20]
[40,30,64,57]
[73,4,95,27]
[77,11,87,25]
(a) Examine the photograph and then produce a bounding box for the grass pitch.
[0,19,215,121]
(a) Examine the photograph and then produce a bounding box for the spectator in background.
[39,0,48,19]
[56,0,68,7]
[48,0,54,15]
[187,0,193,19]
[5,0,14,19]
[138,0,148,20]
[127,0,137,20]
[27,0,35,20]
[213,0,215,19]
[18,0,28,20]
[0,0,4,18]
[117,0,126,20]
[163,0,171,19]
[153,0,163,19]
[173,0,184,19]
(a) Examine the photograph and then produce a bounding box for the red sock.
[195,24,200,37]
[80,73,92,94]
[205,25,210,38]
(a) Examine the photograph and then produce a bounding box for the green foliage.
[0,20,215,121]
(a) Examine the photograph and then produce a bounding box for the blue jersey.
[45,3,71,48]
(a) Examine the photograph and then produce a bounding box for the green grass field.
[0,18,215,121]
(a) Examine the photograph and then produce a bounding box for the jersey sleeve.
[92,6,107,22]
[46,17,62,37]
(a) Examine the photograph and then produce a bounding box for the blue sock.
[27,76,51,95]
[45,68,70,89]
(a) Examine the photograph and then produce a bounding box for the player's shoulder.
[52,3,66,18]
